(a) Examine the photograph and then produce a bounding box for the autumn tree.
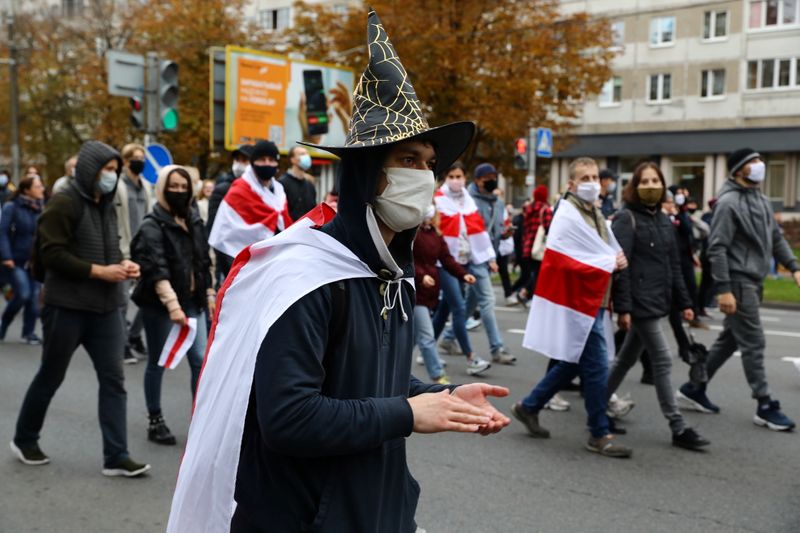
[265,0,615,180]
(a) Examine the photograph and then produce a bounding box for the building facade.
[554,0,800,213]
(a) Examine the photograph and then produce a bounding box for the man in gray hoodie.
[678,148,799,431]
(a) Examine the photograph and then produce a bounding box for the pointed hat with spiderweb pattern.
[299,9,475,173]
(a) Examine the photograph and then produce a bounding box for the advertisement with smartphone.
[223,46,355,157]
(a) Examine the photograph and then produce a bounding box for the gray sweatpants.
[701,281,769,399]
[608,317,685,435]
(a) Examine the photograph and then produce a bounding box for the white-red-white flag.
[208,166,293,258]
[434,185,495,264]
[157,317,198,370]
[522,199,619,363]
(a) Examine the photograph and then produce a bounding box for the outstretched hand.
[451,383,511,435]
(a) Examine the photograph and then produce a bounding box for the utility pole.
[144,51,159,145]
[6,9,21,184]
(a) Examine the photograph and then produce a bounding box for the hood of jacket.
[155,164,191,214]
[73,140,122,203]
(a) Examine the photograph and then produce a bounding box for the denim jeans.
[413,305,444,380]
[432,268,473,356]
[443,262,504,353]
[521,309,610,438]
[142,303,207,415]
[1,266,41,338]
[15,306,129,467]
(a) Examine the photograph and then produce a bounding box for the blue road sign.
[143,143,173,184]
[535,128,553,158]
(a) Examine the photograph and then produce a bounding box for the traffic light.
[514,137,528,170]
[129,96,144,130]
[159,60,178,132]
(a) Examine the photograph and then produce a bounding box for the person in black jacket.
[609,162,710,450]
[131,165,213,445]
[278,145,318,221]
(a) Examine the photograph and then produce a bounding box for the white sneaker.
[438,338,462,355]
[465,317,482,331]
[607,393,635,419]
[466,357,491,376]
[544,393,570,411]
[415,355,424,365]
[505,294,520,306]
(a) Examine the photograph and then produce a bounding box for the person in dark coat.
[609,162,710,450]
[278,145,318,221]
[11,140,150,477]
[0,175,45,343]
[131,165,214,446]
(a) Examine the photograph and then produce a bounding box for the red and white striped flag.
[434,185,495,264]
[522,199,620,363]
[158,317,198,370]
[208,166,293,258]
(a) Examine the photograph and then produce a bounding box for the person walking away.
[278,146,318,222]
[0,175,45,343]
[10,140,150,476]
[517,185,552,303]
[609,162,710,450]
[414,205,476,384]
[512,157,632,458]
[678,148,799,431]
[131,165,213,445]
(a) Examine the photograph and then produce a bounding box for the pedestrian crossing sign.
[536,128,553,158]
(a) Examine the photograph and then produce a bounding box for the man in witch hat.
[166,10,510,533]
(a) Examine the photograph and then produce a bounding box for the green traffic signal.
[162,108,178,131]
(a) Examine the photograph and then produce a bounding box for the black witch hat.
[299,9,475,173]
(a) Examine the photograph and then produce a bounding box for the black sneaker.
[123,346,139,365]
[10,440,50,465]
[677,383,720,414]
[754,400,796,431]
[672,427,710,450]
[101,457,151,477]
[128,335,147,355]
[511,402,550,438]
[148,416,177,445]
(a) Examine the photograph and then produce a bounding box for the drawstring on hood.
[380,279,408,322]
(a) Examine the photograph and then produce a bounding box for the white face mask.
[96,170,118,194]
[374,167,435,232]
[232,162,247,178]
[606,182,616,194]
[746,161,766,183]
[446,179,464,193]
[576,181,601,203]
[674,193,686,206]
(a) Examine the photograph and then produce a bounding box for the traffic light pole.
[145,51,160,137]
[5,13,21,184]
[526,127,537,199]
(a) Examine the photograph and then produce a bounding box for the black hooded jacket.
[37,141,124,313]
[232,148,448,533]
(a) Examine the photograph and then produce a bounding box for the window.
[747,58,800,89]
[611,21,625,48]
[650,16,676,46]
[767,158,786,202]
[259,7,291,30]
[599,76,622,106]
[647,73,671,103]
[62,0,84,17]
[701,69,726,98]
[703,10,728,39]
[749,0,799,29]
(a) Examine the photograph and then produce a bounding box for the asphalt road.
[1,297,799,533]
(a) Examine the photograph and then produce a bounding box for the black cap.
[727,148,760,175]
[599,168,616,181]
[250,140,279,164]
[232,144,255,160]
[668,184,680,195]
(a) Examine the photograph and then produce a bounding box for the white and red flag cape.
[207,166,293,258]
[434,185,496,264]
[167,204,412,533]
[522,199,620,363]
[158,317,198,370]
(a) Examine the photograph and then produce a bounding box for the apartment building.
[555,0,800,212]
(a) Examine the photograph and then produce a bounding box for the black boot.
[148,413,176,445]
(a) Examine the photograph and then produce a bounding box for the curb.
[761,301,800,311]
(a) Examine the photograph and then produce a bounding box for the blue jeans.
[432,268,473,356]
[443,262,504,353]
[1,266,41,338]
[142,303,207,415]
[522,309,610,438]
[414,305,444,380]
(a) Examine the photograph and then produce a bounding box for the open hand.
[451,383,511,435]
[408,390,493,434]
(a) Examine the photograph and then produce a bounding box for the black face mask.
[483,179,498,193]
[129,159,145,175]
[165,191,191,218]
[253,164,278,182]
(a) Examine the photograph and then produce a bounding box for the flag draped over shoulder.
[434,186,495,264]
[522,200,620,363]
[207,166,293,258]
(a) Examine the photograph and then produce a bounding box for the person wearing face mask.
[11,140,150,477]
[131,165,213,446]
[678,148,800,432]
[609,162,710,450]
[208,140,292,264]
[113,143,155,364]
[599,168,618,218]
[167,11,510,532]
[278,145,318,221]
[51,156,78,195]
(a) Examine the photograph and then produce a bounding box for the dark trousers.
[14,305,129,467]
[697,252,714,310]
[680,258,699,314]
[1,266,40,338]
[511,257,533,295]
[496,254,513,298]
